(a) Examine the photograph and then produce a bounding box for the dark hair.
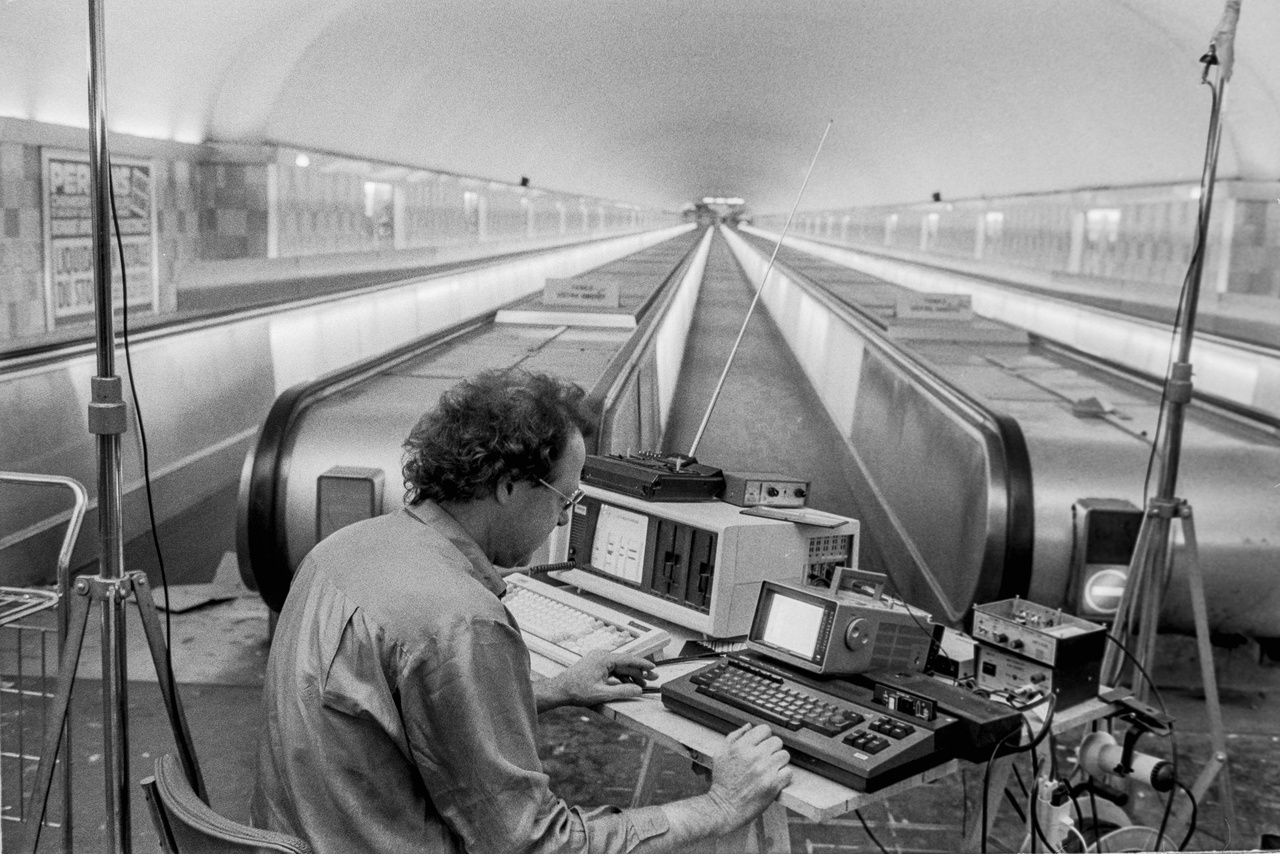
[402,369,598,505]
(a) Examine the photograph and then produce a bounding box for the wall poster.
[41,149,159,329]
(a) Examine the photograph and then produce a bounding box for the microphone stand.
[22,1,205,851]
[1099,9,1241,842]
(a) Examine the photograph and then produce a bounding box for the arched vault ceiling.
[1,0,1276,212]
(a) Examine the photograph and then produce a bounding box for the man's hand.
[705,724,793,832]
[535,650,656,712]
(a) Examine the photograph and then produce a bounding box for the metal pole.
[86,0,132,848]
[1101,16,1235,694]
[1152,71,1225,505]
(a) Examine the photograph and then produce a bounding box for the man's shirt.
[251,501,669,853]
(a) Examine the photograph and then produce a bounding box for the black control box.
[582,452,724,502]
[851,668,1024,761]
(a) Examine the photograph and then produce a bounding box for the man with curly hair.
[252,368,792,853]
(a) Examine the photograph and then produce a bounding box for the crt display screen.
[589,503,649,584]
[758,589,827,660]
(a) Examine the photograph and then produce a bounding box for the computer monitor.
[750,582,837,666]
[547,485,860,637]
[746,578,937,676]
[588,501,656,585]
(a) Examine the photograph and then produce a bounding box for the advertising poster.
[42,150,159,329]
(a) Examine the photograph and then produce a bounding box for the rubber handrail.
[1035,334,1280,434]
[592,228,707,450]
[738,233,1036,604]
[0,236,627,376]
[238,233,704,612]
[237,316,490,612]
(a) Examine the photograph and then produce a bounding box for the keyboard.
[503,573,671,667]
[661,653,959,792]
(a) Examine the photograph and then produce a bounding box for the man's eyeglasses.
[538,479,585,513]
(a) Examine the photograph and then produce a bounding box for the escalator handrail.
[238,231,705,612]
[591,227,709,450]
[783,231,1280,410]
[740,236,1036,605]
[237,316,491,612]
[1,233,647,377]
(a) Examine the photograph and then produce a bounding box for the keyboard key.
[502,574,669,667]
[801,710,860,737]
[843,731,890,754]
[697,684,803,730]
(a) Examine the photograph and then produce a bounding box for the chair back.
[141,754,313,854]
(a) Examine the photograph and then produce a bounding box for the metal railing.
[0,472,87,853]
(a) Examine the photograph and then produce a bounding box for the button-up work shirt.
[251,501,670,853]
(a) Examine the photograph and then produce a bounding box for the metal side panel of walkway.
[659,229,886,571]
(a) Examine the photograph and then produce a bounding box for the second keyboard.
[661,654,959,792]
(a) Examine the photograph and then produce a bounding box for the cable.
[981,723,1026,853]
[1139,69,1221,510]
[525,560,576,576]
[1175,779,1199,850]
[997,694,1060,853]
[1014,693,1058,755]
[1117,65,1225,705]
[879,569,945,653]
[1065,823,1089,854]
[1030,778,1058,853]
[108,168,177,682]
[1027,725,1046,854]
[1029,778,1081,854]
[648,653,723,667]
[1153,723,1196,850]
[1086,773,1101,846]
[1155,771,1178,852]
[1069,784,1087,845]
[854,808,891,854]
[1103,632,1169,718]
[1099,630,1186,829]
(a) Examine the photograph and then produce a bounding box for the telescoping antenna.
[687,119,833,458]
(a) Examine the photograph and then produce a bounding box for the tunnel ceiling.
[1,0,1276,214]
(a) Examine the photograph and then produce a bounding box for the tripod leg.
[1136,513,1176,705]
[1102,511,1158,690]
[23,586,93,852]
[1170,509,1236,841]
[128,572,208,803]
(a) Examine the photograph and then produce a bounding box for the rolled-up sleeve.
[403,615,669,854]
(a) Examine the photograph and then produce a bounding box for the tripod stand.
[23,572,207,852]
[22,0,206,850]
[1100,12,1242,845]
[1100,492,1236,843]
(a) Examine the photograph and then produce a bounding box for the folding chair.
[140,754,312,854]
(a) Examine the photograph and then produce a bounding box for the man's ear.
[494,475,517,506]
